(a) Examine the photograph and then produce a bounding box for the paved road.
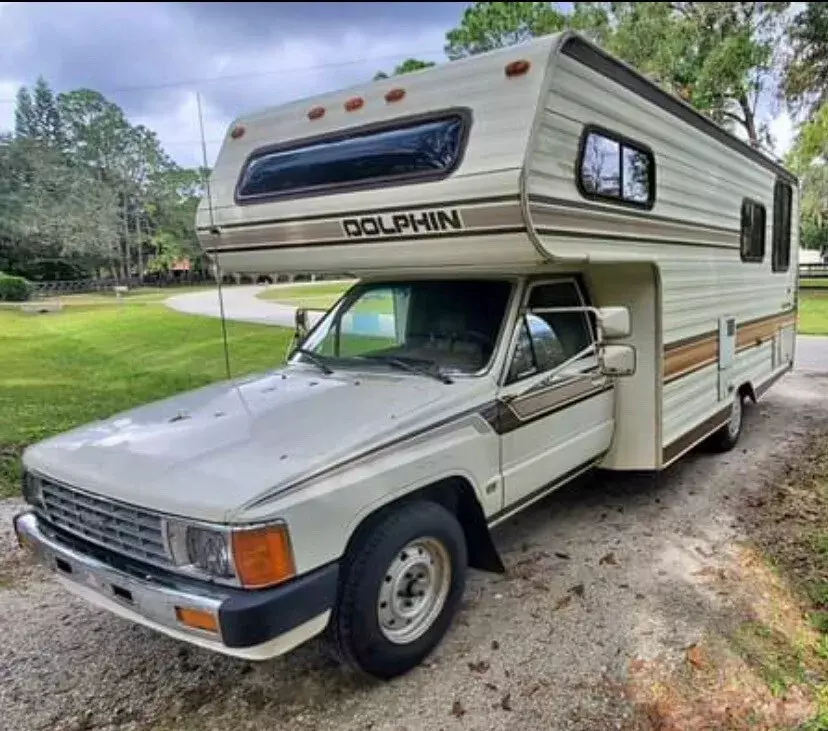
[165,284,309,328]
[166,286,828,374]
[795,334,828,374]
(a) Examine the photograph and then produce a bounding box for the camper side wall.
[524,48,798,468]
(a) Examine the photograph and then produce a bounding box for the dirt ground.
[2,360,828,731]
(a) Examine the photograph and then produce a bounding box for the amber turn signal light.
[175,606,219,634]
[229,125,245,140]
[308,106,325,121]
[505,59,531,77]
[232,524,295,589]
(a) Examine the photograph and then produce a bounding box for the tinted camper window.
[740,199,766,263]
[236,113,468,202]
[772,180,793,272]
[578,126,655,209]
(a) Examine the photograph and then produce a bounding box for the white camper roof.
[197,32,796,276]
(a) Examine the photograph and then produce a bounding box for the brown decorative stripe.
[736,312,797,352]
[534,227,735,251]
[197,194,520,232]
[663,310,797,384]
[662,402,731,465]
[527,194,738,236]
[663,338,718,383]
[206,225,527,254]
[482,380,612,435]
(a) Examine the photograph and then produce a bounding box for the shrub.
[0,273,33,302]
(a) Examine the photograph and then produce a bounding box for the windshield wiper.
[362,355,453,385]
[292,347,334,375]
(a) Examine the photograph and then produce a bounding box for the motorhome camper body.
[198,30,798,471]
[15,32,798,680]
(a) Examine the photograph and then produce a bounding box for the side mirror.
[600,344,636,377]
[596,306,631,339]
[294,307,310,344]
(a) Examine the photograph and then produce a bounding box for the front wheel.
[330,500,467,680]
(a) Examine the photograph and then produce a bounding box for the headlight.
[21,471,42,507]
[164,520,295,588]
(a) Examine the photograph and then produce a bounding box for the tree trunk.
[738,95,759,148]
[136,214,144,281]
[122,193,131,283]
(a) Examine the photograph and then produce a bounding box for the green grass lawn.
[0,301,293,498]
[256,281,353,310]
[799,289,828,336]
[800,279,828,290]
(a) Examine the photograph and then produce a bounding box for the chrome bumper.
[13,510,339,660]
[13,510,224,641]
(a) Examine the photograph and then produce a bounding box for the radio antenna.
[197,91,231,380]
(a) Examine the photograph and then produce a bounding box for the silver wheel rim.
[377,537,451,645]
[728,394,743,440]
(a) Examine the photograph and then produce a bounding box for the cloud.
[0,2,460,163]
[770,111,796,159]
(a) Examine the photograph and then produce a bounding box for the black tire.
[330,500,468,680]
[707,390,745,453]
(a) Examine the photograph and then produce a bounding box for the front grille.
[38,476,171,567]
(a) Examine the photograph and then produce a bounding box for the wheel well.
[739,382,757,403]
[343,478,505,576]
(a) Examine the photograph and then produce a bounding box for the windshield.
[297,279,513,376]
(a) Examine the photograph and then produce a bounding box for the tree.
[443,2,610,60]
[604,3,789,148]
[374,58,436,81]
[786,102,828,254]
[445,2,569,59]
[782,3,828,119]
[443,2,789,149]
[14,77,62,146]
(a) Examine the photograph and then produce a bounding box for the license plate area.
[50,550,134,605]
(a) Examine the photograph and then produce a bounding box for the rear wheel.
[708,390,745,452]
[330,500,467,680]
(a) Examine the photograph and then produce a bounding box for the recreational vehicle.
[14,31,799,680]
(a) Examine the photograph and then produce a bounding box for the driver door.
[497,279,615,508]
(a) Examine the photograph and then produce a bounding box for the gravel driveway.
[2,352,828,731]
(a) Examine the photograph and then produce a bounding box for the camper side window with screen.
[508,281,594,383]
[772,180,793,272]
[578,127,654,208]
[740,199,766,263]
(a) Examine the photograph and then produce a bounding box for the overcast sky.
[0,1,795,167]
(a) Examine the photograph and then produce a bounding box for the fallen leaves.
[552,594,572,611]
[451,700,465,718]
[599,552,619,566]
[467,660,490,674]
[685,644,706,670]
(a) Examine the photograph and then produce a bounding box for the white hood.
[23,365,489,523]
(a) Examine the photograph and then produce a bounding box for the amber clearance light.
[229,125,246,140]
[505,59,531,77]
[308,105,325,121]
[385,88,406,103]
[344,96,365,112]
[232,524,296,588]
